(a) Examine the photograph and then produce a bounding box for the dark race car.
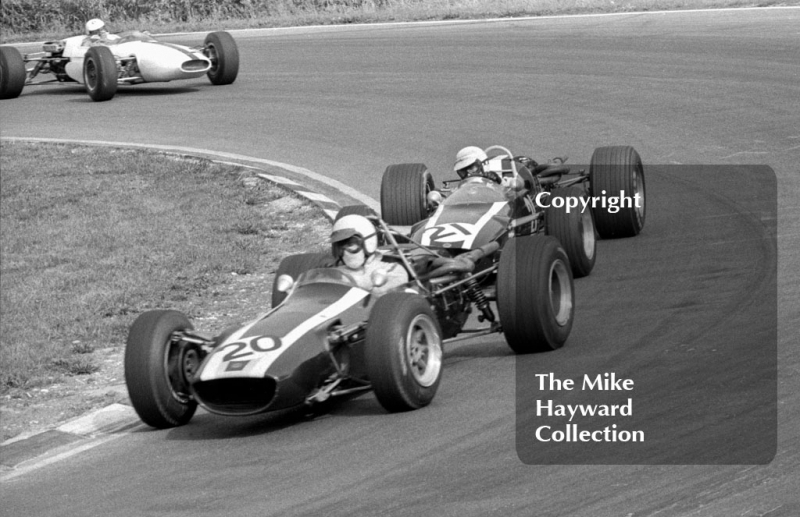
[380,144,646,278]
[124,212,574,429]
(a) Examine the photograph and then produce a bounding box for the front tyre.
[204,31,239,85]
[589,146,646,238]
[0,46,26,99]
[497,236,574,353]
[545,186,597,278]
[365,292,443,412]
[83,46,118,102]
[380,163,435,226]
[124,310,198,428]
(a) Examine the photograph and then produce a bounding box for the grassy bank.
[3,0,796,43]
[0,141,329,393]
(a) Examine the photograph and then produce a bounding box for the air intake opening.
[192,377,276,415]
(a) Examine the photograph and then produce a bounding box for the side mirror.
[371,269,388,288]
[276,274,294,293]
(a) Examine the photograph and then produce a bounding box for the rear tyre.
[497,236,574,353]
[589,146,646,238]
[380,163,434,225]
[204,31,239,85]
[271,252,334,307]
[83,46,118,102]
[0,46,26,99]
[365,292,443,412]
[545,186,597,278]
[124,310,198,428]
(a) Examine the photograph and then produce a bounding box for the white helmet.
[453,146,488,172]
[330,214,379,257]
[86,19,105,34]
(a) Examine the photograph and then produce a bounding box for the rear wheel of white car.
[366,292,443,412]
[125,310,198,429]
[204,31,239,85]
[83,46,118,102]
[589,146,646,238]
[272,252,335,307]
[380,163,435,226]
[545,186,596,278]
[0,46,26,99]
[497,236,574,353]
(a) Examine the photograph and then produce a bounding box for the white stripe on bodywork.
[199,287,369,380]
[462,202,507,248]
[420,205,445,246]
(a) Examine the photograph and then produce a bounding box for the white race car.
[0,30,238,102]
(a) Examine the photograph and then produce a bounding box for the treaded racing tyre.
[497,236,574,353]
[83,46,118,102]
[204,31,239,85]
[589,146,646,238]
[271,252,334,307]
[365,292,443,412]
[545,186,597,278]
[380,163,435,225]
[124,310,198,428]
[0,46,26,99]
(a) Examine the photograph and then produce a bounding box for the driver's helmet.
[85,18,106,36]
[453,146,500,183]
[329,214,379,260]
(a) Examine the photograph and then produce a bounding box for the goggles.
[457,162,482,179]
[332,233,376,257]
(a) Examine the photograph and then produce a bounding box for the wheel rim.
[580,208,596,260]
[632,165,645,224]
[549,259,573,327]
[164,337,199,404]
[205,44,219,75]
[85,58,97,91]
[405,314,442,387]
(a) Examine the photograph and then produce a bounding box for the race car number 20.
[221,336,283,361]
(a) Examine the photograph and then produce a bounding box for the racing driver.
[453,146,500,182]
[330,214,409,296]
[84,18,121,45]
[453,146,533,196]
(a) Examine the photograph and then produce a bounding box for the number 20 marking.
[221,336,282,362]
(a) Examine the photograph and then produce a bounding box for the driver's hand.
[501,176,524,191]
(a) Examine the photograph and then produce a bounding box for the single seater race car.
[0,30,238,102]
[380,144,646,278]
[124,213,574,429]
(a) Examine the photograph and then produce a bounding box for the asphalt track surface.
[2,8,798,516]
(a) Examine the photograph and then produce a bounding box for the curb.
[201,159,344,222]
[0,139,358,478]
[1,137,382,219]
[255,171,341,221]
[1,403,142,480]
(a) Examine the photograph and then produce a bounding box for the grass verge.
[0,141,329,440]
[2,0,797,44]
